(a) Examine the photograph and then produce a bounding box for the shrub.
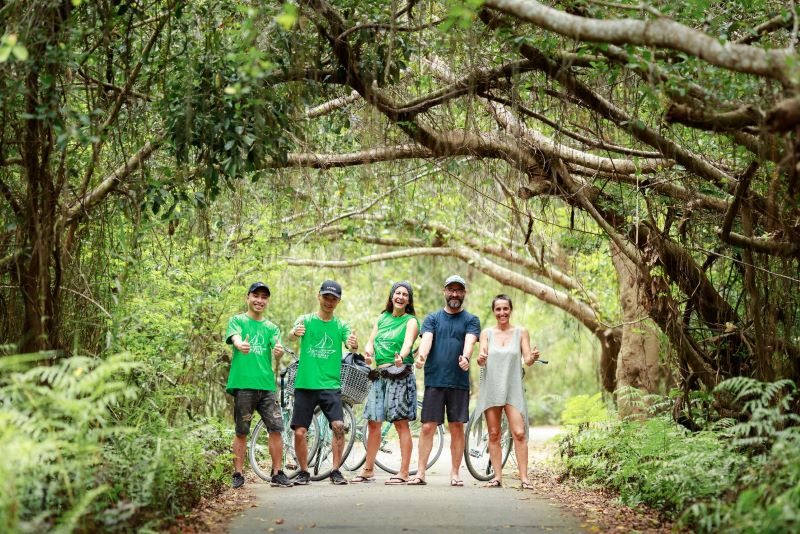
[557,378,800,533]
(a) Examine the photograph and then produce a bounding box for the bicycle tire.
[249,406,320,480]
[374,400,444,475]
[341,402,367,472]
[464,408,513,481]
[308,402,357,481]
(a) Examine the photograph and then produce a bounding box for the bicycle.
[464,359,548,481]
[248,348,318,481]
[344,397,445,476]
[250,350,370,481]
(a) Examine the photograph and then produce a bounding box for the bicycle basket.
[283,361,299,398]
[340,362,372,404]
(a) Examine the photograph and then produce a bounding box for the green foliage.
[560,392,610,426]
[557,378,800,533]
[0,354,229,532]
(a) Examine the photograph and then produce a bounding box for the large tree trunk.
[610,242,662,415]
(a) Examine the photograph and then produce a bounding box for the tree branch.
[484,0,793,84]
[66,134,164,223]
[306,90,361,118]
[665,103,763,132]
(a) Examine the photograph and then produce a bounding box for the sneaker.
[232,472,245,489]
[270,470,294,488]
[329,469,348,485]
[294,470,311,485]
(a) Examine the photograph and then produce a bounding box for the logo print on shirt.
[250,333,266,355]
[310,333,335,359]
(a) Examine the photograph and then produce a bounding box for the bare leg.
[415,422,438,480]
[268,431,283,475]
[483,407,504,483]
[394,420,412,480]
[448,421,465,481]
[294,427,309,471]
[360,420,382,477]
[233,434,247,473]
[331,420,345,469]
[504,404,529,484]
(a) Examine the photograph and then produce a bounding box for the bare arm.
[459,333,479,371]
[520,327,539,366]
[363,321,379,365]
[477,329,489,367]
[415,331,434,368]
[398,318,419,360]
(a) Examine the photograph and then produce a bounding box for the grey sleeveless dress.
[474,327,528,427]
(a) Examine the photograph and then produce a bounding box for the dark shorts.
[420,387,469,424]
[291,388,344,430]
[233,389,283,436]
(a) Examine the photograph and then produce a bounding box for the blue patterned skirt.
[364,372,417,422]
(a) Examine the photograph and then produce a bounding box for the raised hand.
[272,336,284,357]
[237,334,251,354]
[346,330,358,350]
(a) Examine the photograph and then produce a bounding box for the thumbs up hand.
[237,334,251,354]
[272,336,284,358]
[394,352,403,367]
[346,330,358,351]
[478,348,488,366]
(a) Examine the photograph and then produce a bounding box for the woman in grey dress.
[475,294,539,488]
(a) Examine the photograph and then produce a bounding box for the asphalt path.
[227,427,586,533]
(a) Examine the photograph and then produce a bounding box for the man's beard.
[447,297,463,309]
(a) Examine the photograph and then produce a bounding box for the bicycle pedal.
[286,462,297,470]
[469,449,482,458]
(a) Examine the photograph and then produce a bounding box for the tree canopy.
[2,0,799,389]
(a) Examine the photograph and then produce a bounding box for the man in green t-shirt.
[289,280,358,486]
[225,282,293,489]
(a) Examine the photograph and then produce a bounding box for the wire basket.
[340,362,372,404]
[282,360,371,404]
[283,361,299,398]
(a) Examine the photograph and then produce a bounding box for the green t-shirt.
[373,312,419,366]
[293,313,351,390]
[224,313,280,394]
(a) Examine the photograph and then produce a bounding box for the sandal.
[384,476,407,485]
[484,479,502,488]
[450,479,464,487]
[350,475,375,484]
[521,481,534,490]
[407,477,427,486]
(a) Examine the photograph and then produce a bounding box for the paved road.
[227,427,586,533]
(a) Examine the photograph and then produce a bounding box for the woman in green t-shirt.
[352,281,419,485]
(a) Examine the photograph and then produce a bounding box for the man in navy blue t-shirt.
[409,275,480,486]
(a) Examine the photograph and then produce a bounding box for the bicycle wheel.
[375,400,444,475]
[341,402,367,472]
[464,408,513,481]
[309,403,357,481]
[250,407,319,480]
